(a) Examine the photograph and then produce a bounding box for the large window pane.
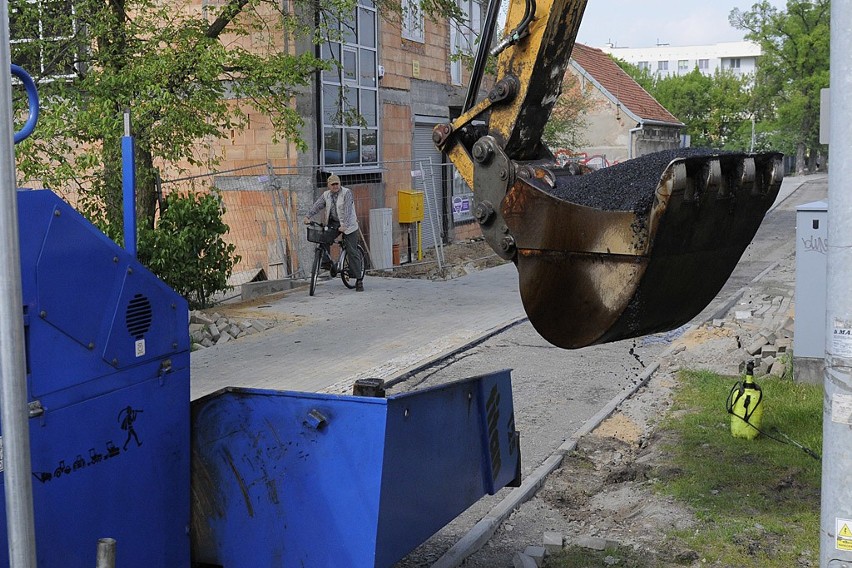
[343,87,358,122]
[43,0,73,37]
[359,48,375,88]
[343,48,357,84]
[360,89,376,126]
[323,85,342,125]
[9,3,39,41]
[358,7,375,47]
[44,40,75,75]
[342,9,357,44]
[361,130,377,164]
[11,43,39,74]
[324,128,343,165]
[345,129,360,164]
[321,42,340,82]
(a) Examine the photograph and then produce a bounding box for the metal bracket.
[471,136,516,260]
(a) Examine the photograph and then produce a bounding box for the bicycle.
[305,221,367,296]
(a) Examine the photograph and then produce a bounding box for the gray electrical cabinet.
[370,208,394,270]
[793,200,828,383]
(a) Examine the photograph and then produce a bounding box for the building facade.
[564,44,683,166]
[600,41,761,79]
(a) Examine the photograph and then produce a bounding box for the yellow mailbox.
[398,190,424,223]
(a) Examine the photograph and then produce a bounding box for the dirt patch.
[373,237,508,280]
[592,414,643,444]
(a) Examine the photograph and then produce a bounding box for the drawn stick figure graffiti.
[118,406,144,451]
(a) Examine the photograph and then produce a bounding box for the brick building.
[158,0,489,280]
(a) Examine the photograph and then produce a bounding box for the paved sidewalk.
[190,262,527,399]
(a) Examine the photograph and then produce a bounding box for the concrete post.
[0,6,37,567]
[821,1,852,564]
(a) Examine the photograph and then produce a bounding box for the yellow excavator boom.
[434,0,783,348]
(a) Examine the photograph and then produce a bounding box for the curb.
[431,361,660,568]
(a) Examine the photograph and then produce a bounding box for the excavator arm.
[434,0,783,349]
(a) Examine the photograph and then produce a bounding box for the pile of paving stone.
[188,310,275,351]
[739,318,794,378]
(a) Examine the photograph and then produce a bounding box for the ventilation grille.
[126,294,153,338]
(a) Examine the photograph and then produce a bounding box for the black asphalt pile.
[548,148,727,213]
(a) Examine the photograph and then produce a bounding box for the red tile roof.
[570,43,683,126]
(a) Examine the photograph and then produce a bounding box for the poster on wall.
[452,194,474,222]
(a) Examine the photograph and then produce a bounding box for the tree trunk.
[796,143,806,175]
[137,147,158,230]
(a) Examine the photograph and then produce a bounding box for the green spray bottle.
[726,360,764,440]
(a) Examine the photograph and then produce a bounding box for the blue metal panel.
[35,200,125,353]
[191,371,519,568]
[192,389,388,567]
[6,188,192,567]
[376,370,519,567]
[0,358,191,568]
[17,189,190,405]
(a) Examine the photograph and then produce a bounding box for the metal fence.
[159,159,451,286]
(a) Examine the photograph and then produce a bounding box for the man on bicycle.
[303,173,365,291]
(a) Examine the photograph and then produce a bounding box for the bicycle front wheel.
[309,247,322,296]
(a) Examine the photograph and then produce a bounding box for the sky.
[574,1,788,48]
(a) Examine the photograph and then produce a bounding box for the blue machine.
[5,188,520,567]
[2,65,522,568]
[2,189,191,567]
[191,371,520,567]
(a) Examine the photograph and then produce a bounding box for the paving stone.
[207,323,221,342]
[770,360,786,377]
[761,345,777,358]
[190,311,214,326]
[575,536,607,551]
[523,545,546,567]
[543,531,564,553]
[513,552,538,568]
[216,333,231,345]
[746,336,768,355]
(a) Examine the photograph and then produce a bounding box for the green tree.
[11,0,464,236]
[730,0,830,172]
[137,191,239,309]
[617,61,753,150]
[542,72,595,151]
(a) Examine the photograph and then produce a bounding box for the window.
[10,0,78,78]
[657,60,669,72]
[402,0,424,42]
[637,61,650,71]
[729,58,741,70]
[320,0,379,168]
[451,0,484,85]
[698,59,709,71]
[677,59,689,73]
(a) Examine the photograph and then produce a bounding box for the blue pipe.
[122,112,137,257]
[11,64,39,144]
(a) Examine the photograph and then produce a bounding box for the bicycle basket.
[307,226,336,244]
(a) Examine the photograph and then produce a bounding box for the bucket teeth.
[500,150,783,348]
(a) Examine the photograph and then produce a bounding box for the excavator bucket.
[499,149,783,349]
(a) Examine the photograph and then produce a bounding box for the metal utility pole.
[0,3,38,567]
[821,1,852,565]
